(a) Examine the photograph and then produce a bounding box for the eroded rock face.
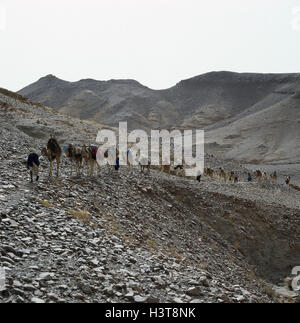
[0,90,299,303]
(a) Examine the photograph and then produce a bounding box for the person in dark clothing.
[248,173,253,182]
[285,176,291,185]
[27,149,40,182]
[234,175,239,183]
[196,170,202,183]
[115,157,120,171]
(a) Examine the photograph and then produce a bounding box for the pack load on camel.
[64,144,83,177]
[91,146,98,160]
[82,144,100,176]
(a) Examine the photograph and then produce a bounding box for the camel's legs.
[87,161,91,176]
[91,161,94,176]
[78,159,82,176]
[78,161,81,176]
[49,160,53,177]
[79,162,82,175]
[83,159,87,175]
[76,162,79,177]
[92,161,96,176]
[56,157,60,177]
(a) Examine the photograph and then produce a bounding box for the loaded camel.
[228,171,235,182]
[64,144,83,177]
[139,157,150,174]
[270,171,277,182]
[254,170,263,181]
[174,164,185,177]
[82,144,100,176]
[204,168,214,179]
[217,167,227,182]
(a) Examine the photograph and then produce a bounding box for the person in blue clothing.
[115,156,120,171]
[248,173,253,182]
[196,170,202,183]
[27,149,40,182]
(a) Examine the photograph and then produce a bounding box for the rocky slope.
[18,72,300,164]
[1,89,300,303]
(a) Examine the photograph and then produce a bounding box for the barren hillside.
[1,89,300,303]
[18,72,300,164]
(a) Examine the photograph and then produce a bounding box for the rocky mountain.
[1,88,300,303]
[18,72,300,164]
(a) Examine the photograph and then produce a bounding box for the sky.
[0,0,300,91]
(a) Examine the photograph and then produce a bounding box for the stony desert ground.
[1,88,299,303]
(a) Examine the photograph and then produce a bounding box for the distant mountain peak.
[36,74,69,87]
[40,74,59,80]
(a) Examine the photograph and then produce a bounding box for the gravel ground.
[1,89,299,303]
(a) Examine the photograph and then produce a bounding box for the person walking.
[115,156,120,171]
[248,173,253,182]
[27,148,40,182]
[197,171,202,183]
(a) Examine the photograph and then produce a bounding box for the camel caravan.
[202,167,280,184]
[203,167,239,183]
[253,170,278,183]
[28,135,152,180]
[26,135,294,188]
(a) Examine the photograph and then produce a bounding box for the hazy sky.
[1,0,300,91]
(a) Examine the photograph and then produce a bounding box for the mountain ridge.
[18,71,300,164]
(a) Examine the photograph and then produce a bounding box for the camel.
[270,171,277,182]
[41,135,62,177]
[82,145,120,175]
[228,171,235,182]
[159,156,172,174]
[217,168,227,182]
[139,157,150,174]
[81,144,100,176]
[161,164,171,174]
[174,164,185,177]
[204,168,214,179]
[254,170,263,181]
[263,172,269,182]
[64,144,83,177]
